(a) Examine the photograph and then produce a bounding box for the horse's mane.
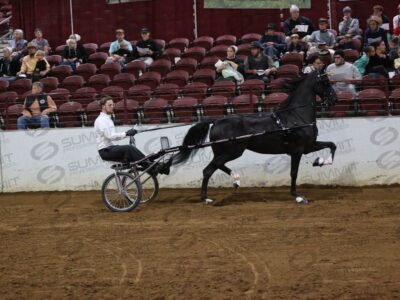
[277,74,310,109]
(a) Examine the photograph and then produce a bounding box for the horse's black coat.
[173,71,338,202]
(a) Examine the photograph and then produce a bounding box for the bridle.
[316,72,335,108]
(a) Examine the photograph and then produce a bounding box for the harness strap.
[271,111,287,130]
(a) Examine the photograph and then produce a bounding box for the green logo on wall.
[204,0,311,9]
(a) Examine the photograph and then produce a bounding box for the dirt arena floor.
[1,186,400,299]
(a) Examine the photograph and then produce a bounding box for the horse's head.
[313,70,337,107]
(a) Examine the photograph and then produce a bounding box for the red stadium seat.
[88,52,108,69]
[136,71,162,90]
[70,87,97,106]
[208,45,228,59]
[127,85,151,105]
[49,88,71,105]
[154,39,166,49]
[265,92,288,110]
[276,64,300,79]
[112,73,136,90]
[203,95,228,117]
[215,34,237,46]
[232,94,258,114]
[237,43,251,56]
[211,80,236,98]
[99,42,112,53]
[198,56,219,70]
[3,104,23,130]
[9,78,32,96]
[281,52,303,69]
[149,59,172,77]
[125,60,146,78]
[87,74,111,92]
[328,29,337,38]
[167,37,189,52]
[240,33,262,44]
[362,74,387,92]
[268,78,287,93]
[40,77,59,93]
[344,49,360,63]
[165,70,189,88]
[328,90,355,117]
[192,36,214,51]
[55,44,66,55]
[84,100,100,126]
[101,86,124,101]
[159,48,182,64]
[46,55,62,67]
[83,43,99,55]
[76,63,97,81]
[154,83,179,102]
[50,65,73,82]
[62,75,85,92]
[174,57,198,75]
[182,82,208,100]
[352,38,362,52]
[241,79,265,96]
[389,88,400,115]
[56,101,84,127]
[0,91,17,115]
[172,97,198,123]
[181,46,206,63]
[142,98,168,123]
[358,88,387,116]
[0,78,9,92]
[390,74,400,89]
[114,99,139,125]
[100,62,121,78]
[192,69,216,86]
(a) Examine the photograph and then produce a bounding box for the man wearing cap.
[244,41,276,81]
[259,23,286,60]
[308,18,335,57]
[338,6,360,41]
[134,27,162,66]
[326,49,361,97]
[393,4,400,36]
[17,43,50,78]
[283,4,315,43]
[364,16,388,50]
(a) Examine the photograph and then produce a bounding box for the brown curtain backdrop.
[10,0,400,48]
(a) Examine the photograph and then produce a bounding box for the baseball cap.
[141,27,150,34]
[343,6,352,13]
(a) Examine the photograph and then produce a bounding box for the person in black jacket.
[0,47,19,80]
[60,38,88,72]
[283,4,315,43]
[366,40,394,77]
[259,23,286,60]
[134,27,162,66]
[364,16,388,50]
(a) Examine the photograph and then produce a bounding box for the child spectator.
[354,46,375,75]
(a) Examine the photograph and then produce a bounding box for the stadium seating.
[154,83,179,102]
[84,100,100,126]
[135,71,162,90]
[61,75,85,92]
[171,97,198,123]
[40,77,59,93]
[328,90,355,117]
[142,98,168,123]
[88,52,108,69]
[112,73,136,90]
[362,74,387,92]
[192,69,216,86]
[3,104,23,130]
[192,36,214,51]
[181,46,206,63]
[208,45,228,59]
[389,88,400,115]
[159,48,182,64]
[76,63,97,81]
[50,65,73,82]
[56,101,84,127]
[237,43,251,56]
[125,60,146,78]
[276,64,300,79]
[199,56,219,70]
[46,55,62,67]
[240,33,262,44]
[9,78,32,97]
[114,99,139,124]
[232,94,259,114]
[149,59,172,77]
[343,49,360,63]
[174,57,198,75]
[281,52,304,69]
[165,70,189,88]
[127,85,151,105]
[154,39,166,49]
[167,37,190,52]
[0,92,17,116]
[202,95,228,117]
[0,79,9,93]
[215,34,237,46]
[265,92,288,110]
[87,74,111,92]
[101,86,124,101]
[211,80,236,98]
[100,62,121,78]
[99,42,112,53]
[241,79,265,96]
[69,87,97,106]
[49,88,71,105]
[182,82,208,100]
[358,88,387,116]
[83,43,98,55]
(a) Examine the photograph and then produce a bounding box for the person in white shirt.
[94,96,171,175]
[393,4,400,36]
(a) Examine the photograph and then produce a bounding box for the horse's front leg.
[305,141,337,167]
[290,152,308,204]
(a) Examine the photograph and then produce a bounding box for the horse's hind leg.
[219,165,240,189]
[306,141,337,167]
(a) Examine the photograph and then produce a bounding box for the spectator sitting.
[394,48,400,72]
[259,23,286,60]
[326,49,361,97]
[337,34,357,50]
[68,34,88,63]
[337,6,361,41]
[371,4,390,31]
[135,27,162,66]
[364,16,388,50]
[32,50,50,82]
[61,38,87,71]
[287,34,307,56]
[107,29,133,67]
[303,55,325,74]
[394,4,400,36]
[354,46,375,75]
[244,41,276,81]
[215,45,244,84]
[308,18,335,57]
[365,40,393,78]
[0,47,19,80]
[283,4,315,43]
[31,28,50,55]
[17,82,57,130]
[388,37,399,61]
[17,43,48,79]
[8,29,27,61]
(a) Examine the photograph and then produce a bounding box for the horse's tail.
[172,120,212,165]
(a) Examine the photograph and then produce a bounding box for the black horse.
[173,70,338,204]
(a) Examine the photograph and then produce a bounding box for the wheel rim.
[140,173,157,203]
[103,173,140,211]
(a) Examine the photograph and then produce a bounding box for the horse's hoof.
[204,198,214,205]
[295,196,309,204]
[313,157,324,167]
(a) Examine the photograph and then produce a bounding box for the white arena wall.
[1,117,400,193]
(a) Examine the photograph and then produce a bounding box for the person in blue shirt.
[259,23,286,60]
[107,29,133,67]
